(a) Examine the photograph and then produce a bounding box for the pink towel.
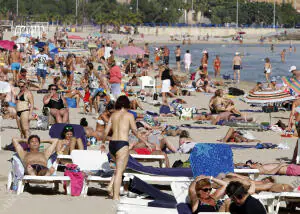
[64,164,84,196]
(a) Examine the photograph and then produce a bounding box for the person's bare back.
[10,51,21,64]
[233,56,241,66]
[110,110,133,141]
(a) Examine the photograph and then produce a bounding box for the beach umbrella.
[0,81,10,93]
[115,46,145,56]
[68,35,84,40]
[34,42,46,48]
[0,40,16,51]
[242,90,296,105]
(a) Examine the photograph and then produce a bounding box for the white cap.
[235,52,240,55]
[202,50,208,54]
[289,65,297,72]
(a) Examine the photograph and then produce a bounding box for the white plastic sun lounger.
[233,168,260,180]
[7,156,71,195]
[130,154,166,167]
[70,150,113,197]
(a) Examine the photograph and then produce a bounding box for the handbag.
[180,108,193,120]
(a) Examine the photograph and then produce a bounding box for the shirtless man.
[101,95,149,200]
[12,135,58,176]
[232,52,242,83]
[9,45,22,83]
[175,46,181,72]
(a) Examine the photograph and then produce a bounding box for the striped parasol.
[282,76,300,96]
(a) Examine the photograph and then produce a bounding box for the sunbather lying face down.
[12,136,58,176]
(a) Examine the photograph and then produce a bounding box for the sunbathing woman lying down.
[245,161,300,176]
[220,128,260,143]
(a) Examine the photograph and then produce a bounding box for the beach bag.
[190,73,196,80]
[66,98,77,108]
[143,114,156,126]
[64,164,84,196]
[228,87,245,96]
[180,108,193,120]
[36,115,49,130]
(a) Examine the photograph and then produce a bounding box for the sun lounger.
[7,154,71,195]
[130,154,166,167]
[70,150,113,197]
[233,168,260,180]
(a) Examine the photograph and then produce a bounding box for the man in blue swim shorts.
[9,45,22,83]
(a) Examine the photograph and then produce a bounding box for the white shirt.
[184,53,192,64]
[104,46,112,59]
[36,54,49,70]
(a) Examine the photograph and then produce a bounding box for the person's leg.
[233,70,236,81]
[222,128,235,142]
[20,111,30,139]
[16,116,24,138]
[113,146,129,200]
[50,109,62,123]
[61,108,69,123]
[237,70,240,82]
[151,150,170,168]
[160,138,177,153]
[292,141,298,163]
[26,165,37,175]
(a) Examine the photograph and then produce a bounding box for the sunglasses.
[65,126,73,131]
[200,188,212,192]
[50,88,57,91]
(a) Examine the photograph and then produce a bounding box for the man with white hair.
[232,52,242,83]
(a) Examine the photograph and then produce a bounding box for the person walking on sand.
[232,52,242,83]
[213,55,221,78]
[175,46,181,72]
[281,49,286,63]
[264,58,272,82]
[9,45,22,84]
[184,50,192,73]
[101,96,149,200]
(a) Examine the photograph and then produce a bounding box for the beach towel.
[134,148,152,155]
[190,143,234,177]
[9,154,25,191]
[180,124,217,129]
[64,164,84,196]
[49,124,87,149]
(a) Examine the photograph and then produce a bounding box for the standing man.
[101,95,150,200]
[232,52,242,83]
[9,45,22,84]
[35,48,49,89]
[163,45,170,65]
[175,45,181,72]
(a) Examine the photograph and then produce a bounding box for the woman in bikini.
[213,55,221,78]
[16,79,34,138]
[201,51,209,77]
[65,54,75,87]
[43,84,69,123]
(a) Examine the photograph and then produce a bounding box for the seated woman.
[43,84,69,123]
[1,101,17,119]
[189,176,228,213]
[95,103,115,140]
[54,77,83,108]
[250,82,264,93]
[220,128,260,143]
[129,98,143,110]
[159,99,175,117]
[56,125,84,155]
[128,75,138,86]
[209,89,252,125]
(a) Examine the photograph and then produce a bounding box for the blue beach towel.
[190,143,234,177]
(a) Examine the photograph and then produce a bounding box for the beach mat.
[190,143,234,177]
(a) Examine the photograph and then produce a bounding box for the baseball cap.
[289,65,297,72]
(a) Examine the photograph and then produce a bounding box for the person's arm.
[61,95,68,108]
[209,176,228,200]
[252,183,273,193]
[258,163,287,175]
[129,114,153,150]
[189,176,204,212]
[102,117,112,145]
[12,137,26,161]
[43,92,54,105]
[43,138,59,159]
[100,112,110,124]
[227,172,251,181]
[27,91,34,118]
[75,138,84,150]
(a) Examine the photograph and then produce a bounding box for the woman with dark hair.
[43,84,69,123]
[87,62,101,113]
[16,79,34,138]
[96,102,115,132]
[56,125,84,155]
[65,54,75,87]
[101,95,148,200]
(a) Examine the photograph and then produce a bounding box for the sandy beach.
[0,30,300,213]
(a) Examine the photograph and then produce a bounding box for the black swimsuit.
[30,164,48,176]
[16,93,29,117]
[45,96,65,110]
[109,140,129,156]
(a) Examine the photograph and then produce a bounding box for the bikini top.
[45,95,64,110]
[193,199,222,214]
[16,93,26,102]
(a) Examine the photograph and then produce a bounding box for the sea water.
[149,43,299,82]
